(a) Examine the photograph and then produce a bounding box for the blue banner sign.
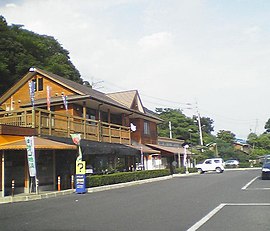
[76,174,86,194]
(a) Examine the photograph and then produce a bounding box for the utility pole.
[169,121,172,139]
[197,111,204,147]
[195,103,203,147]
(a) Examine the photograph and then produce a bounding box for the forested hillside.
[0,16,82,95]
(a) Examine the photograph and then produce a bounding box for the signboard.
[76,174,86,194]
[76,161,86,194]
[25,136,37,177]
[76,161,86,174]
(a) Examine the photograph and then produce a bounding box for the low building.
[0,67,162,197]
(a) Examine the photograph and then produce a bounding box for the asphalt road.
[1,169,270,231]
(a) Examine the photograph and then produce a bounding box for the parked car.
[196,158,225,174]
[224,159,239,168]
[261,155,270,180]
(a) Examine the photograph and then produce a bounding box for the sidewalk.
[0,189,75,204]
[0,174,184,204]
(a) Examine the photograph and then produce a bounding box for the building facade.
[0,67,163,196]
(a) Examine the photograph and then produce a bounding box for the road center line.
[186,203,226,231]
[241,176,259,190]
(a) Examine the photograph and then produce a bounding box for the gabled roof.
[0,67,162,122]
[0,67,127,109]
[106,90,145,113]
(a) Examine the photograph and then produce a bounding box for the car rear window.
[214,160,220,163]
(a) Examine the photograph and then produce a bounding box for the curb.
[87,175,173,193]
[0,168,259,204]
[0,189,75,204]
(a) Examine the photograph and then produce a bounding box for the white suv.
[196,158,225,174]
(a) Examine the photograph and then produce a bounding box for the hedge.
[174,167,197,174]
[86,168,199,188]
[86,169,171,188]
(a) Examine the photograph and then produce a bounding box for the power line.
[90,78,266,131]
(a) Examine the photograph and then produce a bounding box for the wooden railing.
[0,108,131,144]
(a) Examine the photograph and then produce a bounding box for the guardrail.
[0,108,131,144]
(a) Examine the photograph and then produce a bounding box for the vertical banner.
[62,95,68,111]
[183,145,188,167]
[183,144,189,174]
[46,86,51,111]
[28,81,35,107]
[140,147,144,170]
[70,134,82,161]
[25,136,37,177]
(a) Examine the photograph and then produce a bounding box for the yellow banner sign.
[76,161,86,174]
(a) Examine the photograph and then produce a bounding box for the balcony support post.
[49,112,52,136]
[67,114,70,137]
[31,107,35,129]
[1,151,5,197]
[38,110,41,135]
[83,101,86,139]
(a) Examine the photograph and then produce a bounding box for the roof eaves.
[34,68,86,95]
[0,71,36,105]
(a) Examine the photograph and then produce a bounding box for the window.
[205,160,212,164]
[144,121,150,135]
[32,78,43,92]
[38,78,43,91]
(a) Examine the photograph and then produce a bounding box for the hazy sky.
[1,0,270,139]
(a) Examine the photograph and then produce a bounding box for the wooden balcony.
[0,108,131,144]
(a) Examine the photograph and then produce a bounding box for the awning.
[45,136,140,156]
[0,136,77,150]
[0,135,25,145]
[146,144,191,156]
[128,143,161,154]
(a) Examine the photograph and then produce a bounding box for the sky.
[1,0,270,139]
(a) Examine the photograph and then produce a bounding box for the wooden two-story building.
[0,67,164,196]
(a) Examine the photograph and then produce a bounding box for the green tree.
[156,108,198,141]
[196,116,214,134]
[264,118,270,133]
[247,132,258,150]
[217,130,235,144]
[256,133,270,150]
[0,15,82,94]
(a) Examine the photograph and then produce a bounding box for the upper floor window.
[144,121,150,135]
[38,78,43,91]
[33,78,43,92]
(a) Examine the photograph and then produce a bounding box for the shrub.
[239,162,251,168]
[174,167,197,174]
[86,169,171,188]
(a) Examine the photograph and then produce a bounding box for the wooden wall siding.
[2,74,75,111]
[130,118,142,143]
[0,124,36,136]
[143,121,158,144]
[130,119,158,145]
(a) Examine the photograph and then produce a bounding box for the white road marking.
[186,203,226,231]
[186,203,270,231]
[241,176,259,190]
[245,187,270,190]
[226,203,270,206]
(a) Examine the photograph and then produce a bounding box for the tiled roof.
[106,90,137,108]
[35,68,129,108]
